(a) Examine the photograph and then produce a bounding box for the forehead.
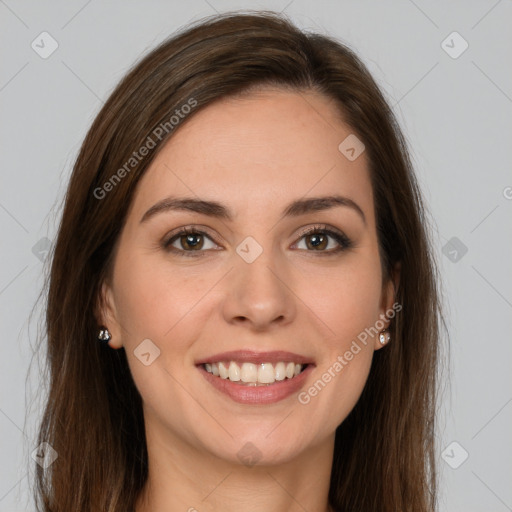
[129,88,374,224]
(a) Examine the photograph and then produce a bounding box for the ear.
[95,280,124,349]
[374,262,401,350]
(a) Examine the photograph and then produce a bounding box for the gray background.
[1,1,511,510]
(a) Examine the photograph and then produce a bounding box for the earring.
[98,327,111,344]
[379,329,391,345]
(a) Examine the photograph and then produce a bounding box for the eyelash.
[162,224,353,258]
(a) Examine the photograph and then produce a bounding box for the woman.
[33,11,444,512]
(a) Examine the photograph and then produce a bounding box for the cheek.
[295,257,383,345]
[113,252,214,340]
[293,255,381,413]
[111,256,210,408]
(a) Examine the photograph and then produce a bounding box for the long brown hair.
[31,11,445,511]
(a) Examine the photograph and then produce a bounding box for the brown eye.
[294,226,353,254]
[178,232,204,250]
[163,228,218,255]
[305,232,328,251]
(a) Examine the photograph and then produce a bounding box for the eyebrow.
[140,194,366,225]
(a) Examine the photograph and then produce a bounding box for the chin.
[202,429,311,468]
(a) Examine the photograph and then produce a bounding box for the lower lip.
[197,364,315,405]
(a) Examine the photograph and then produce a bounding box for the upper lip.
[195,350,315,365]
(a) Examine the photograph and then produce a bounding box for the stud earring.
[98,327,111,344]
[379,329,391,345]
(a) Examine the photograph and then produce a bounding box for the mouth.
[199,361,311,386]
[194,350,315,403]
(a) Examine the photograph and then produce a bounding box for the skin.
[98,87,400,512]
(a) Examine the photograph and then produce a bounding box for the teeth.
[203,361,306,385]
[274,362,286,381]
[228,361,240,381]
[240,363,257,383]
[218,362,229,379]
[258,363,275,384]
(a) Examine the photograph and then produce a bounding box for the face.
[99,87,398,467]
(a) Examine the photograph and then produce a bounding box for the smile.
[202,361,307,386]
[195,349,315,404]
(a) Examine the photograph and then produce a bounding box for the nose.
[221,246,296,332]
